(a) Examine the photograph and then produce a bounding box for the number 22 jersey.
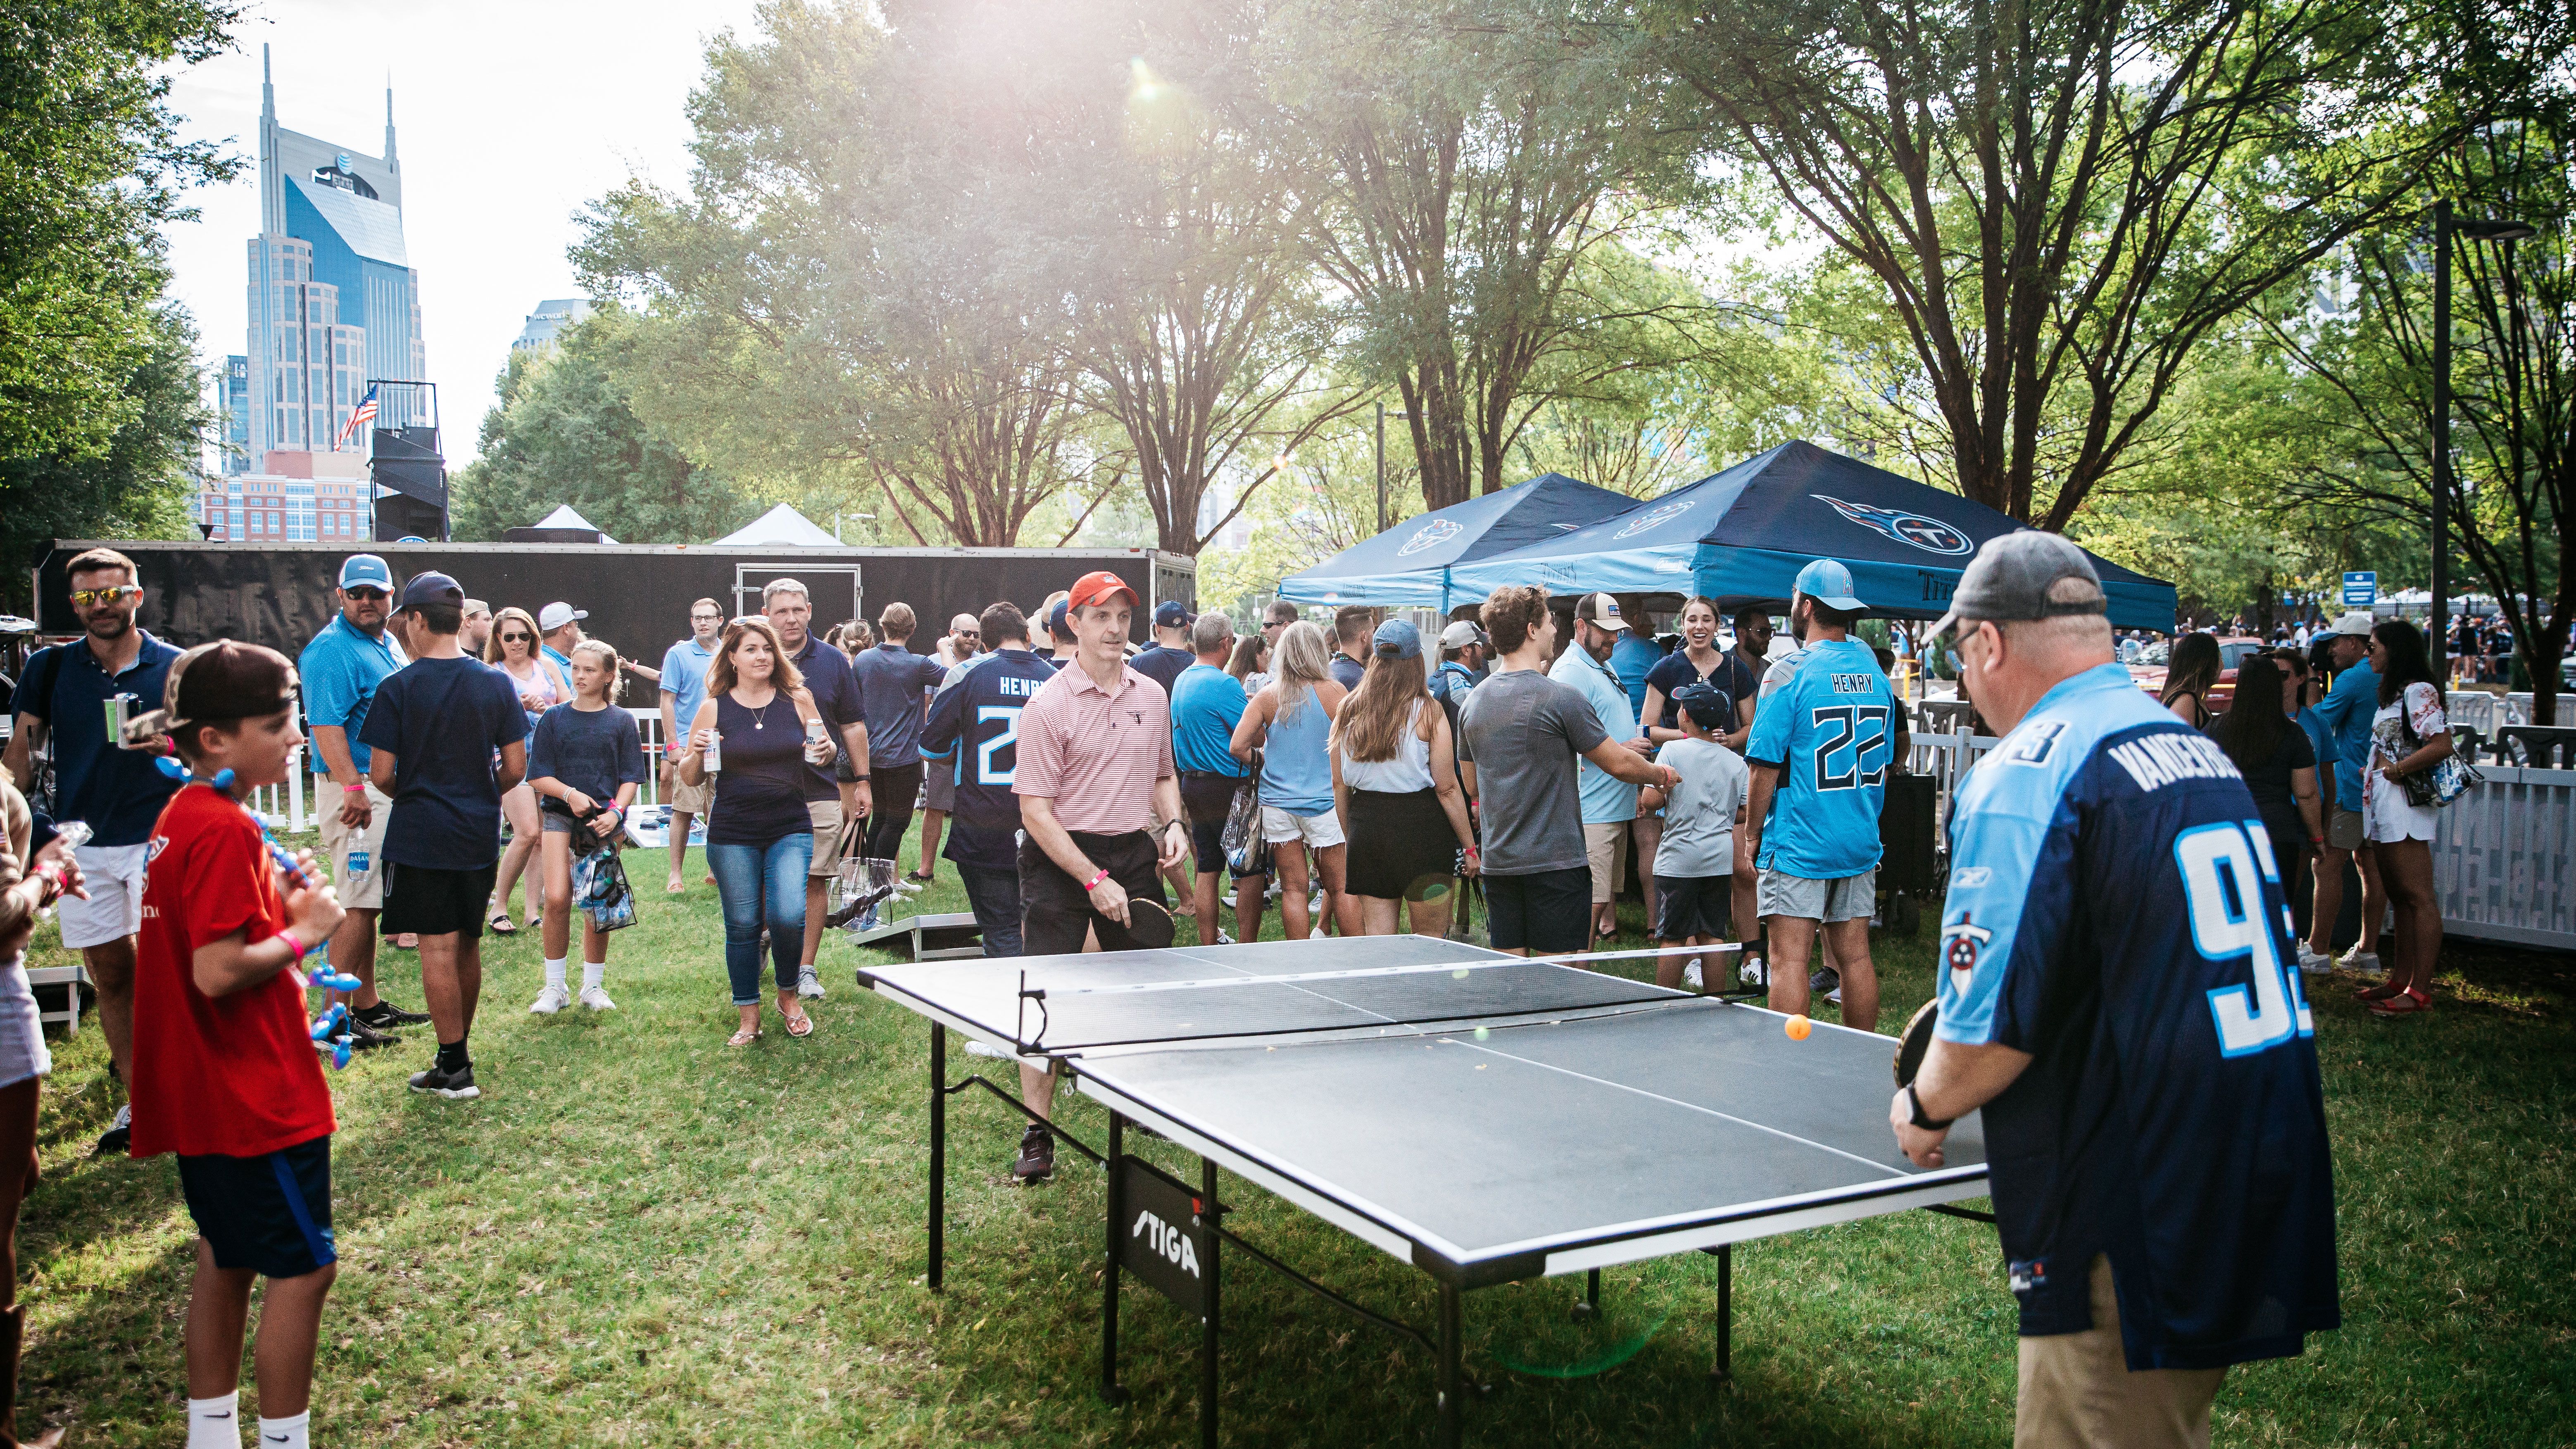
[919,646,1061,870]
[1936,662,2338,1369]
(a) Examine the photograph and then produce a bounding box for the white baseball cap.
[538,601,588,631]
[2326,611,2374,637]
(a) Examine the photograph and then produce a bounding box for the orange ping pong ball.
[1784,1015,1813,1041]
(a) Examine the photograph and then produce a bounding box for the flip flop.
[487,913,517,936]
[905,870,936,884]
[728,1025,762,1047]
[785,1011,817,1038]
[665,879,687,895]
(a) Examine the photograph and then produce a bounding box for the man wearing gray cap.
[1893,531,2338,1447]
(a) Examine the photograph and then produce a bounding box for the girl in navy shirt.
[525,641,646,1015]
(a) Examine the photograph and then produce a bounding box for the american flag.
[335,384,379,450]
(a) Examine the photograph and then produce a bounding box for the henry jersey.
[1742,637,1891,878]
[919,647,1059,869]
[1937,662,2338,1368]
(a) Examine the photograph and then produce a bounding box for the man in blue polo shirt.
[1550,593,1649,943]
[1743,559,1892,1032]
[3,547,183,1153]
[919,602,1059,955]
[764,578,870,998]
[299,552,425,1045]
[1169,610,1254,943]
[1895,532,2337,1443]
[656,597,724,892]
[2306,611,2383,976]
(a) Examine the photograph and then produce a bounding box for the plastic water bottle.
[346,847,370,886]
[35,822,91,921]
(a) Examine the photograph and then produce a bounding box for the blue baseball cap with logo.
[1154,600,1193,629]
[338,554,394,592]
[1371,618,1423,660]
[1792,558,1867,612]
[399,571,464,611]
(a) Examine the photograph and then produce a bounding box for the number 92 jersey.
[1936,662,2338,1370]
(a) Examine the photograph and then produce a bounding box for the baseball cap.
[338,554,393,592]
[1047,598,1075,641]
[1153,600,1192,628]
[400,571,464,611]
[140,641,297,740]
[1672,680,1734,728]
[1371,618,1423,661]
[461,597,490,616]
[1572,592,1629,632]
[1068,570,1140,611]
[538,601,588,631]
[1439,620,1486,651]
[2326,611,2374,637]
[1792,559,1867,612]
[1929,531,2106,638]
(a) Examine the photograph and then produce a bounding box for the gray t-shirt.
[1654,737,1749,878]
[1456,669,1608,876]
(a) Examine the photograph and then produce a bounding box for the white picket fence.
[1905,732,2576,953]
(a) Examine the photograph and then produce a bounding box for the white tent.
[529,503,616,543]
[710,504,842,548]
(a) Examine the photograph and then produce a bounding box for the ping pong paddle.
[1893,999,1939,1086]
[1114,897,1177,950]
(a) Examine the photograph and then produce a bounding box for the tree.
[0,305,210,569]
[448,312,755,545]
[2,0,240,466]
[1643,0,2467,527]
[1256,0,1713,509]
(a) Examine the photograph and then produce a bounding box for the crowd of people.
[0,537,2405,1447]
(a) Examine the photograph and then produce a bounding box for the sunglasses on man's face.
[346,588,390,601]
[70,585,141,607]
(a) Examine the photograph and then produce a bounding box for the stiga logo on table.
[1132,1206,1201,1278]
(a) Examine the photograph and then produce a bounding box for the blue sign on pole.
[2342,571,2377,608]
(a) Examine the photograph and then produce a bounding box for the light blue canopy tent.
[1440,441,2178,630]
[1274,473,1647,611]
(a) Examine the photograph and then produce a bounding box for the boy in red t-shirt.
[129,642,346,1449]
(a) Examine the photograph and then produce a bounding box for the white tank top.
[1340,700,1435,794]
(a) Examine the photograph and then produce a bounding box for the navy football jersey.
[919,646,1059,868]
[1938,662,2338,1369]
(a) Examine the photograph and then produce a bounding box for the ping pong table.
[859,934,1989,1447]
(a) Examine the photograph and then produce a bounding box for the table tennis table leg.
[1570,1267,1601,1321]
[1202,1155,1222,1449]
[1101,1113,1130,1406]
[1715,1242,1732,1380]
[1435,1280,1463,1448]
[928,1021,946,1292]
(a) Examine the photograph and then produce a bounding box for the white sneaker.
[2296,948,2333,976]
[579,985,617,1011]
[528,984,571,1015]
[1216,930,1237,945]
[2338,947,2384,980]
[1682,962,1704,989]
[797,966,827,1000]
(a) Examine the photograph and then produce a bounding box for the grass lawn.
[12,818,2574,1447]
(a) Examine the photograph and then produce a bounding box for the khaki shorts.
[2016,1255,2226,1449]
[317,778,393,910]
[1757,866,1876,923]
[1583,821,1630,904]
[668,774,714,815]
[2324,805,2365,852]
[808,798,847,878]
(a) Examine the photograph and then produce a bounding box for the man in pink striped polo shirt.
[1006,570,1191,1182]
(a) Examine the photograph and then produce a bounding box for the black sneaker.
[1011,1123,1054,1184]
[92,1103,131,1157]
[343,1014,400,1053]
[355,1000,432,1029]
[408,1063,480,1100]
[1810,966,1840,1002]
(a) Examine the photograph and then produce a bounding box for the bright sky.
[160,0,767,464]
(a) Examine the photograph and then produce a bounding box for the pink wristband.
[1083,867,1111,892]
[275,931,309,961]
[342,782,369,795]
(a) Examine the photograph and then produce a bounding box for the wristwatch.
[1905,1082,1954,1132]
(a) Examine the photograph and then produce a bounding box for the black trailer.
[33,542,1196,665]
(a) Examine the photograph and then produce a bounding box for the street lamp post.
[2432,201,2536,682]
[1374,402,1413,536]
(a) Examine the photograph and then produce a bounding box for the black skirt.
[1344,788,1458,901]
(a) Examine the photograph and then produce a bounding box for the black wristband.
[1906,1083,1955,1132]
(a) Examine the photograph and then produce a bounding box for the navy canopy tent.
[1441,441,2176,631]
[1275,472,1646,610]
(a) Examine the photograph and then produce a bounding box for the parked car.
[2129,635,2267,714]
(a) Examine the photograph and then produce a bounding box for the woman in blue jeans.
[676,616,834,1045]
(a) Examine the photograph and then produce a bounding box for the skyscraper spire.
[383,74,397,169]
[259,44,282,235]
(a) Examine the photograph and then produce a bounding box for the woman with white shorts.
[2357,619,2453,1019]
[1229,622,1351,939]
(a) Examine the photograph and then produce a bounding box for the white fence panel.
[2436,765,2576,951]
[626,707,666,808]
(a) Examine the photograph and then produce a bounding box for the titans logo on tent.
[1812,494,1974,556]
[1613,499,1696,539]
[1396,518,1465,557]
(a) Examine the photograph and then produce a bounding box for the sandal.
[2353,979,2404,1002]
[905,870,936,884]
[2368,987,2433,1018]
[728,1025,763,1047]
[785,1010,817,1039]
[488,911,518,936]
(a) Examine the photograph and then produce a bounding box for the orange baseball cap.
[1067,570,1140,610]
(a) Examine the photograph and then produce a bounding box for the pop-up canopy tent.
[1275,472,1647,610]
[1440,441,2176,631]
[712,503,842,548]
[506,504,617,545]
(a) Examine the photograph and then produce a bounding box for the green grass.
[13,822,2574,1446]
